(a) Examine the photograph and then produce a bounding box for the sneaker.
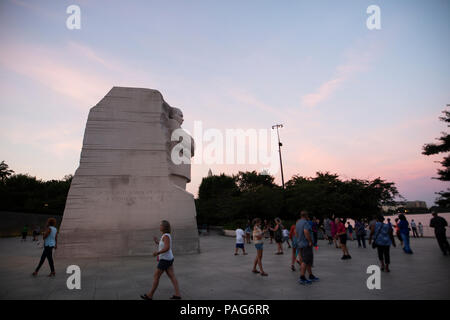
[341,255,347,260]
[309,275,320,282]
[347,255,352,259]
[298,278,312,285]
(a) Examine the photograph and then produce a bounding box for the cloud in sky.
[301,40,377,108]
[0,41,112,106]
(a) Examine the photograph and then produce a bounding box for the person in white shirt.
[282,228,291,248]
[235,227,247,255]
[418,222,424,237]
[141,220,181,300]
[411,219,419,238]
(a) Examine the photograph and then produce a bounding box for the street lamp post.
[272,124,285,189]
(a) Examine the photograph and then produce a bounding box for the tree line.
[195,170,401,228]
[0,161,72,215]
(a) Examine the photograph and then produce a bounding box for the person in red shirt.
[394,218,403,246]
[330,219,339,248]
[336,218,351,260]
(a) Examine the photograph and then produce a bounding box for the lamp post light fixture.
[272,124,285,189]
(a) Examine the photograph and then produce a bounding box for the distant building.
[382,200,428,214]
[405,201,427,209]
[207,169,213,177]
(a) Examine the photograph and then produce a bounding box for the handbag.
[372,223,383,249]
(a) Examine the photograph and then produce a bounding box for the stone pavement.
[0,234,449,300]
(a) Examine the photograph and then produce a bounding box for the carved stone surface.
[58,87,199,257]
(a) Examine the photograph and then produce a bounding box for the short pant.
[255,243,263,250]
[157,259,174,271]
[299,246,313,265]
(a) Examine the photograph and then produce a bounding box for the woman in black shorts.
[270,218,284,254]
[336,218,351,259]
[141,220,181,300]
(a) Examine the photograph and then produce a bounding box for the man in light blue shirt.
[295,211,319,285]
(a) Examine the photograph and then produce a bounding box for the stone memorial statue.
[58,87,199,257]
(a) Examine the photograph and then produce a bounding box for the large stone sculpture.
[58,87,199,257]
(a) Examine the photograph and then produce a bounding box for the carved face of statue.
[169,107,184,125]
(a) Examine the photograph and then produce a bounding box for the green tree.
[285,172,400,220]
[0,161,14,182]
[0,172,72,215]
[233,170,276,192]
[196,174,240,225]
[422,106,450,208]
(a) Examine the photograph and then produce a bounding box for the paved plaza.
[0,234,449,300]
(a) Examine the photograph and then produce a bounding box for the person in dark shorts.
[270,218,284,255]
[296,211,319,285]
[141,220,181,300]
[336,218,351,259]
[234,226,247,255]
[430,212,450,255]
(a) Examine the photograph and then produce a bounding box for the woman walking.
[252,218,268,276]
[336,218,351,259]
[398,214,413,254]
[141,220,181,300]
[369,215,396,272]
[32,218,57,277]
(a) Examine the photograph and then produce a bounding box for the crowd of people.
[232,211,450,285]
[20,211,449,299]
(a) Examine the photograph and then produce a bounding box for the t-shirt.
[295,219,312,248]
[253,226,263,244]
[355,221,365,235]
[324,219,331,231]
[44,226,57,247]
[411,221,416,228]
[430,216,448,234]
[158,233,174,261]
[337,222,346,235]
[398,220,409,234]
[289,225,296,239]
[330,221,337,236]
[374,222,392,246]
[235,228,245,244]
[282,229,289,238]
